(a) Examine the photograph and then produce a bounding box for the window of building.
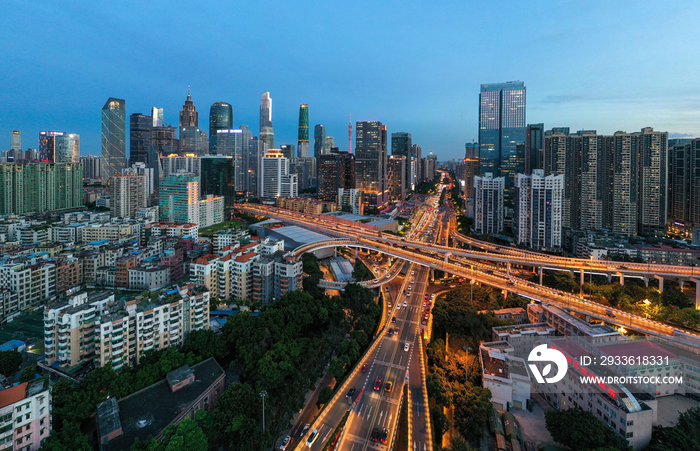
[627,432,634,438]
[627,420,634,427]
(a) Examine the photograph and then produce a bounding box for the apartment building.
[0,261,56,310]
[252,251,303,304]
[128,264,171,291]
[45,288,209,370]
[479,341,531,411]
[82,223,138,243]
[0,290,20,323]
[0,379,52,451]
[527,304,624,345]
[55,257,82,295]
[189,255,219,299]
[491,323,557,358]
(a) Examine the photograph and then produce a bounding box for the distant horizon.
[3,0,700,160]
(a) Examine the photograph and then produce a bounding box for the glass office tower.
[101,97,126,181]
[209,102,233,154]
[314,124,326,159]
[298,104,309,157]
[260,92,274,150]
[479,82,526,201]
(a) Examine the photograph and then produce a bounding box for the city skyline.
[3,1,700,160]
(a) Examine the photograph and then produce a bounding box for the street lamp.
[260,391,267,432]
[462,345,472,381]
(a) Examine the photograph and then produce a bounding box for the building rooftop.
[166,365,194,388]
[493,323,556,336]
[235,251,258,263]
[599,340,679,360]
[0,340,26,352]
[99,358,224,451]
[0,382,28,409]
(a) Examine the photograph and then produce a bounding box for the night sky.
[2,0,699,160]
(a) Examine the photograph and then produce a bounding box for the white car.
[396,304,401,310]
[404,343,410,351]
[280,435,292,450]
[306,429,319,447]
[411,271,415,275]
[403,301,407,307]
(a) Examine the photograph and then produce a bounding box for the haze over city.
[3,0,700,159]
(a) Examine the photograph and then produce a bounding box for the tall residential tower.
[101,97,127,181]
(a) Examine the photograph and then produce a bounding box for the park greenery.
[646,406,700,451]
[425,283,519,446]
[545,408,632,451]
[352,259,374,281]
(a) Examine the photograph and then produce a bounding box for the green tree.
[545,409,632,451]
[449,437,476,451]
[431,404,450,437]
[352,260,373,282]
[19,365,36,382]
[182,329,226,359]
[39,420,92,451]
[426,372,452,407]
[0,351,22,376]
[661,286,693,309]
[646,406,700,451]
[542,271,579,293]
[452,385,491,441]
[317,386,334,408]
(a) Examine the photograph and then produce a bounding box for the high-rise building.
[474,173,504,234]
[290,157,316,190]
[387,155,407,202]
[0,379,51,449]
[110,171,148,218]
[81,155,103,180]
[163,154,201,178]
[10,130,20,152]
[281,173,298,198]
[179,85,198,127]
[179,125,207,156]
[637,127,668,236]
[412,144,423,183]
[324,136,335,154]
[214,129,247,192]
[102,97,127,181]
[279,144,294,160]
[129,113,152,165]
[525,123,544,174]
[298,104,309,158]
[209,102,233,155]
[148,126,178,189]
[152,107,165,127]
[314,124,326,160]
[478,82,526,201]
[39,131,80,163]
[260,149,290,198]
[355,121,387,206]
[318,150,355,202]
[260,92,274,150]
[246,137,267,198]
[0,163,83,215]
[200,155,235,210]
[670,140,700,227]
[391,132,413,187]
[159,174,200,224]
[463,142,480,214]
[514,170,564,249]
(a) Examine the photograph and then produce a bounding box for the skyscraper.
[412,144,422,183]
[214,129,246,193]
[10,131,20,152]
[474,173,505,234]
[387,155,407,202]
[279,145,294,160]
[463,143,480,213]
[200,155,235,210]
[670,139,700,227]
[260,92,274,150]
[159,174,199,224]
[298,104,309,158]
[151,107,165,127]
[148,125,178,189]
[514,170,564,249]
[391,132,413,187]
[179,85,198,127]
[637,127,668,236]
[39,131,64,163]
[318,150,355,202]
[110,171,148,218]
[129,113,152,165]
[209,102,233,154]
[478,81,526,200]
[324,136,335,154]
[355,121,387,207]
[525,123,544,174]
[101,97,126,181]
[289,157,316,190]
[80,155,102,180]
[314,124,326,160]
[260,149,291,198]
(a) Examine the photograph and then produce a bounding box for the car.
[396,304,400,310]
[388,328,393,336]
[374,379,382,390]
[300,424,310,437]
[370,427,380,442]
[411,271,415,275]
[347,387,356,398]
[606,310,617,318]
[386,274,391,278]
[387,303,392,308]
[404,343,410,351]
[391,316,396,323]
[385,381,393,392]
[305,429,319,447]
[361,363,369,372]
[373,279,378,283]
[280,435,292,450]
[507,280,515,285]
[403,301,407,307]
[381,428,389,443]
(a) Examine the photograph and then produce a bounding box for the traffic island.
[322,410,350,451]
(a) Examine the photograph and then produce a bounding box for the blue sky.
[2,0,699,161]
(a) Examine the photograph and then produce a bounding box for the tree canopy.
[0,350,22,376]
[545,409,632,451]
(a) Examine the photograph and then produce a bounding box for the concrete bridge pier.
[507,262,511,276]
[643,277,649,287]
[655,275,664,293]
[539,267,543,285]
[678,279,685,290]
[692,278,700,308]
[444,252,452,263]
[616,272,624,285]
[606,273,612,283]
[580,269,584,295]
